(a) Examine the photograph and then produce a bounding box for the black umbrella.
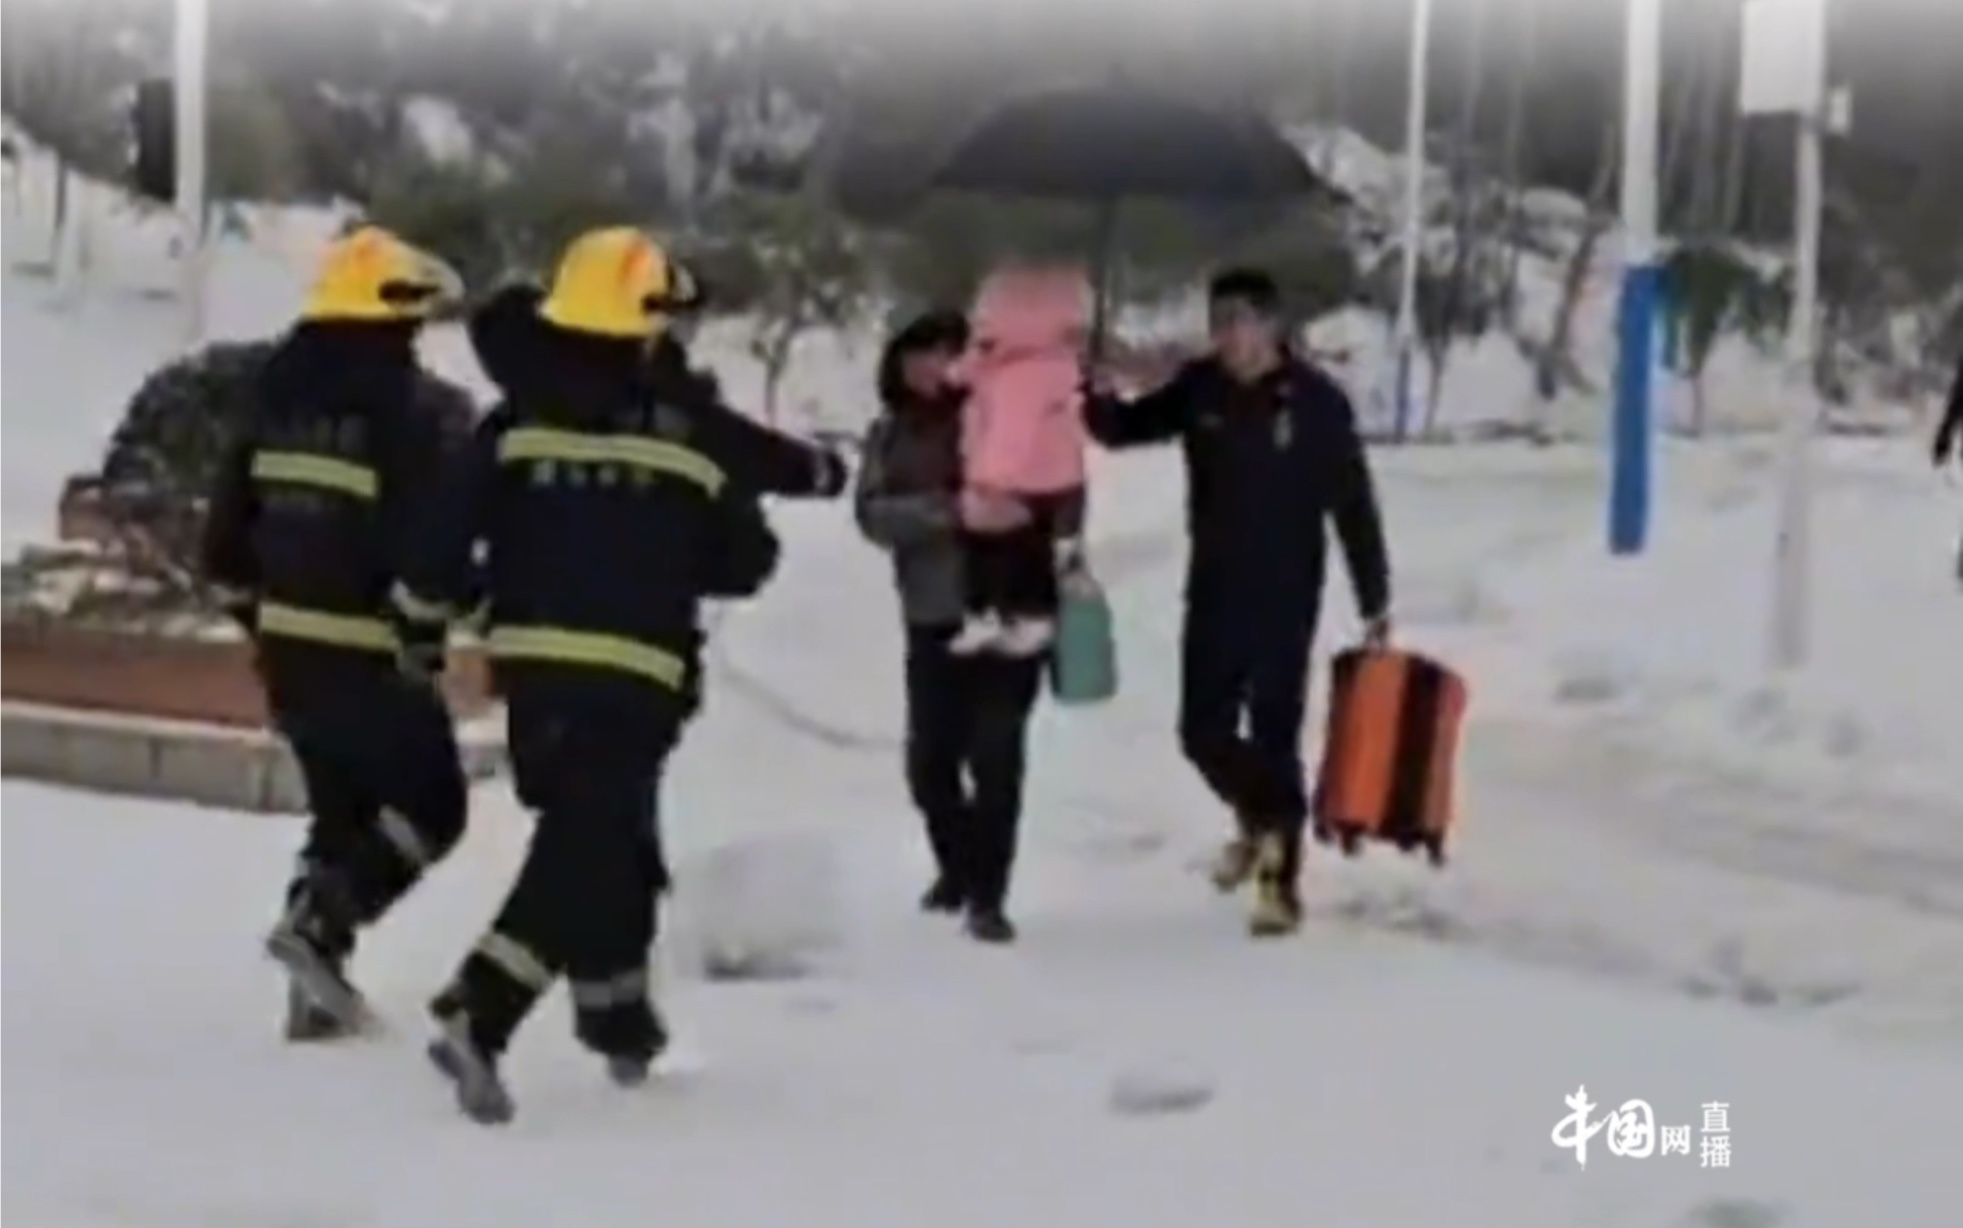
[922,86,1340,355]
[929,86,1330,203]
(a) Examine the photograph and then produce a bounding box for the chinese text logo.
[1551,1086,1731,1169]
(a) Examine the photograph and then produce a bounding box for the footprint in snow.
[1009,1032,1078,1057]
[1675,1197,1791,1228]
[1106,1063,1217,1118]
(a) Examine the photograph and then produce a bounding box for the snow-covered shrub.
[677,831,846,983]
[92,340,474,600]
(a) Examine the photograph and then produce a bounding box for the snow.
[8,777,1961,1228]
[1473,439,1963,801]
[400,96,479,169]
[2,143,360,551]
[8,426,1963,1226]
[8,114,1935,553]
[6,115,1962,1228]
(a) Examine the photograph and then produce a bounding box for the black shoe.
[575,1000,670,1089]
[284,975,360,1042]
[604,1052,654,1088]
[266,884,368,1032]
[920,876,967,914]
[427,1011,516,1126]
[428,982,466,1025]
[964,906,1018,945]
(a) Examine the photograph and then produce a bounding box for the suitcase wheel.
[1311,819,1368,857]
[1422,833,1446,868]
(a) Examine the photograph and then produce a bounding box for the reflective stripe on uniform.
[249,451,379,500]
[497,426,726,497]
[474,932,554,991]
[377,809,434,870]
[568,966,649,1009]
[256,600,397,652]
[486,624,686,691]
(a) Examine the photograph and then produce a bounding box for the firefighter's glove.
[394,619,448,686]
[809,446,850,499]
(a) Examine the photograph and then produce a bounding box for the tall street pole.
[1609,0,1663,556]
[174,0,210,351]
[1391,0,1433,442]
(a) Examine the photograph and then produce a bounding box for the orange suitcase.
[1311,647,1469,866]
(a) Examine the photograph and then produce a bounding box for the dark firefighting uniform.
[201,321,468,968]
[392,322,781,1076]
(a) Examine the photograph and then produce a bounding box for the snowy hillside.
[0,136,881,549]
[1282,119,1933,442]
[8,109,1963,1227]
[8,114,1928,546]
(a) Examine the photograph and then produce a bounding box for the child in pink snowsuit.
[951,264,1092,657]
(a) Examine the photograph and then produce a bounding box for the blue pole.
[1609,263,1660,555]
[1611,0,1662,557]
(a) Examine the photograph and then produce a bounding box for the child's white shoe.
[949,612,1005,656]
[999,616,1056,657]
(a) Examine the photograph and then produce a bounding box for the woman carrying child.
[854,309,1047,944]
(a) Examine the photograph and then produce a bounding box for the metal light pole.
[173,0,210,351]
[1765,0,1831,672]
[1609,0,1663,556]
[1390,0,1433,442]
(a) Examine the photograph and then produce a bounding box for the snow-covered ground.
[8,764,1961,1228]
[7,126,1963,1228]
[7,429,1963,1227]
[731,439,1963,1052]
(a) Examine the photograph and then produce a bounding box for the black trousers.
[962,526,1060,619]
[1176,604,1316,841]
[268,657,467,944]
[961,489,1086,619]
[903,623,1044,909]
[452,690,676,1054]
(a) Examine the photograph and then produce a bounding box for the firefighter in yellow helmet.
[200,226,472,1043]
[464,257,850,499]
[392,227,782,1124]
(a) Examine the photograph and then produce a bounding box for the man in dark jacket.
[1934,357,1962,580]
[202,226,470,1043]
[391,227,783,1126]
[1087,268,1392,939]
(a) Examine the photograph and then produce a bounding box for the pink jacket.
[957,266,1091,497]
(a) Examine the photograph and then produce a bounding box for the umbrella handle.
[1087,198,1120,369]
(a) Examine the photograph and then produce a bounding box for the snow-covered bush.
[677,831,846,983]
[92,340,475,599]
